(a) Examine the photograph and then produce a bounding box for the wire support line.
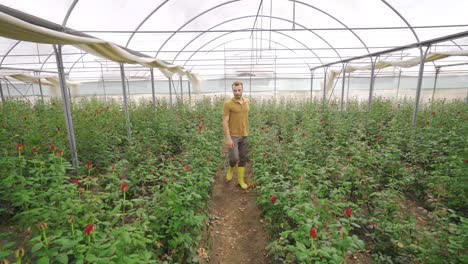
[77,24,468,33]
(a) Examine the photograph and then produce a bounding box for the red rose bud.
[68,216,75,223]
[425,121,430,126]
[16,144,22,151]
[198,125,203,131]
[15,248,24,259]
[121,183,129,192]
[261,127,265,131]
[38,222,47,231]
[168,156,173,161]
[71,179,79,185]
[270,196,277,204]
[86,162,92,169]
[185,165,191,171]
[112,165,116,172]
[57,150,63,156]
[301,132,306,138]
[32,147,39,153]
[345,207,352,218]
[309,228,318,239]
[205,156,211,162]
[50,145,56,151]
[295,127,298,131]
[83,224,96,236]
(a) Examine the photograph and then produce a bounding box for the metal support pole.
[249,74,252,98]
[100,64,107,102]
[119,63,132,138]
[188,80,191,104]
[368,57,377,112]
[38,78,44,103]
[341,64,346,111]
[168,77,173,106]
[431,67,440,103]
[322,67,328,103]
[179,75,183,103]
[412,46,431,127]
[53,45,79,169]
[274,58,277,99]
[346,71,351,104]
[310,70,314,101]
[150,68,156,109]
[395,69,402,101]
[0,79,5,103]
[6,80,11,98]
[224,44,227,97]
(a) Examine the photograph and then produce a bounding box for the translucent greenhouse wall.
[2,75,467,103]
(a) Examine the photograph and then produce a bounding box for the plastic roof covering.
[0,0,467,82]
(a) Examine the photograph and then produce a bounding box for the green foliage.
[251,98,467,263]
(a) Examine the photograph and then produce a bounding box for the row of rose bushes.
[0,98,223,263]
[249,98,467,263]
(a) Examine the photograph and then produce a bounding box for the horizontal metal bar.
[0,66,59,73]
[77,24,468,34]
[311,30,468,70]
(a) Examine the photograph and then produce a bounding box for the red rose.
[50,145,56,151]
[309,228,317,239]
[83,224,96,236]
[345,207,352,218]
[270,196,277,204]
[121,183,129,192]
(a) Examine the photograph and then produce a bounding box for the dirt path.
[206,166,271,264]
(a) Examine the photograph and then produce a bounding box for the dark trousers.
[228,137,249,167]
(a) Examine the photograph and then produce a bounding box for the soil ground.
[202,165,272,264]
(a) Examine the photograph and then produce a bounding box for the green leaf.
[37,256,50,264]
[31,242,43,253]
[55,253,69,264]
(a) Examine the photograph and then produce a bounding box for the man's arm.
[222,115,234,148]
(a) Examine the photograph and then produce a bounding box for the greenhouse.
[0,0,467,263]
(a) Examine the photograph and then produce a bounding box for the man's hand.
[225,138,234,149]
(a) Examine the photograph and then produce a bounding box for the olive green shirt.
[223,97,250,137]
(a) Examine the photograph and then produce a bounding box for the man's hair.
[232,81,243,88]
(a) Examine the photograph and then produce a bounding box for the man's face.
[232,84,243,99]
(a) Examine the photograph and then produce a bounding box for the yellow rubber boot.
[237,167,248,189]
[226,166,235,181]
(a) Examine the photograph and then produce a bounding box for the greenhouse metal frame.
[1,0,467,167]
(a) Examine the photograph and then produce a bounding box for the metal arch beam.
[251,0,263,37]
[381,0,425,126]
[291,0,371,55]
[67,52,88,75]
[0,40,21,66]
[155,0,241,57]
[125,0,171,48]
[62,0,80,27]
[188,36,311,71]
[171,15,342,64]
[182,29,321,70]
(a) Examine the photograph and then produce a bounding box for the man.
[222,81,249,189]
